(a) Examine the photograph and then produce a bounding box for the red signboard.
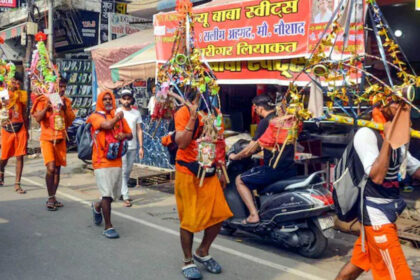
[0,0,17,8]
[154,0,310,62]
[154,0,366,62]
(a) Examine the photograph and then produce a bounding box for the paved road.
[0,155,419,280]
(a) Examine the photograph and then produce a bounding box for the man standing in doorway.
[116,89,144,207]
[31,78,75,211]
[89,91,132,239]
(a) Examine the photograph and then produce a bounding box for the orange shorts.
[351,223,413,280]
[40,140,67,166]
[1,127,28,160]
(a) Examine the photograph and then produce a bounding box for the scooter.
[222,140,335,258]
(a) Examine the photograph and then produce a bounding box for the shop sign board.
[100,0,115,43]
[108,13,152,39]
[0,0,17,8]
[115,1,128,14]
[154,0,366,62]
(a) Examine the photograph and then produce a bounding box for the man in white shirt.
[148,84,156,116]
[117,89,144,207]
[336,104,420,280]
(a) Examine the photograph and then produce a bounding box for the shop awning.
[85,28,154,52]
[86,28,155,90]
[110,43,156,82]
[0,23,26,41]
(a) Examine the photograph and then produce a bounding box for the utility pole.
[47,0,54,60]
[23,0,36,130]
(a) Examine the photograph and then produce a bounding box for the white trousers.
[121,149,137,200]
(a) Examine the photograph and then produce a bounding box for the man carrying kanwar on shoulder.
[88,91,132,239]
[31,77,75,211]
[173,90,232,280]
[0,78,29,194]
[336,102,420,280]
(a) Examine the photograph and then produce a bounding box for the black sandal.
[15,182,26,194]
[54,201,64,207]
[50,195,63,207]
[46,201,57,211]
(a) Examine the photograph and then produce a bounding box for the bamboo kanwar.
[327,114,420,139]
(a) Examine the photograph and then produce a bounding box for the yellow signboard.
[416,0,420,11]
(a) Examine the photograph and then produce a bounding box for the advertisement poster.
[54,10,100,52]
[308,0,365,57]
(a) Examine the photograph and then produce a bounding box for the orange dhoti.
[40,140,67,166]
[351,223,413,280]
[1,126,28,160]
[174,171,233,233]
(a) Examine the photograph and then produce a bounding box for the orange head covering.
[96,90,116,117]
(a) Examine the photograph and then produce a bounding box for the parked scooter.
[222,140,335,258]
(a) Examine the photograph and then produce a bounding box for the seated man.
[229,94,296,224]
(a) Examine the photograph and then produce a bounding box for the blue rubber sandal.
[103,228,119,239]
[91,202,102,225]
[182,264,202,280]
[193,254,222,274]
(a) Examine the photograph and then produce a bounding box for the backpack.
[76,122,94,160]
[76,113,127,161]
[332,130,382,222]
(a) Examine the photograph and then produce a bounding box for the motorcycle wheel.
[297,220,328,258]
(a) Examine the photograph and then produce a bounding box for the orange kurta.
[31,95,75,166]
[174,105,232,232]
[1,90,28,160]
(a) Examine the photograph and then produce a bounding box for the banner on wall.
[154,0,365,62]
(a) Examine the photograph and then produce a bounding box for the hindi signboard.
[154,0,365,62]
[100,0,115,43]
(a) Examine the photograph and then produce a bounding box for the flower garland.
[29,32,59,96]
[0,37,16,89]
[155,0,227,184]
[153,0,220,121]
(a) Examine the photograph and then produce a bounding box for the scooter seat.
[260,176,307,194]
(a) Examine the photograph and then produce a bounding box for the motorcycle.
[222,140,335,258]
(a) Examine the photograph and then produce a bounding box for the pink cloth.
[91,43,148,91]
